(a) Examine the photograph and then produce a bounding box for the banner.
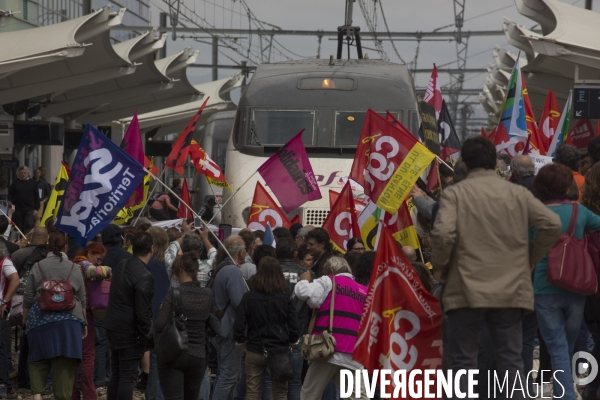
[494,59,528,157]
[531,155,553,174]
[438,100,462,159]
[548,90,572,157]
[190,140,231,191]
[120,112,145,207]
[539,88,561,154]
[247,182,291,230]
[423,63,443,120]
[257,129,321,213]
[353,226,442,397]
[358,201,420,251]
[329,189,367,214]
[41,162,70,225]
[567,119,594,149]
[350,109,435,214]
[56,124,146,247]
[166,97,209,175]
[177,179,192,219]
[322,181,360,253]
[419,101,440,155]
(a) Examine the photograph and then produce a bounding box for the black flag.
[438,100,462,160]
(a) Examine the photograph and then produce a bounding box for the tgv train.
[212,59,421,228]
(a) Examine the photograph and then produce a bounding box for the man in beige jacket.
[431,136,561,399]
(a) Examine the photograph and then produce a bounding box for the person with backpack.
[71,242,111,400]
[22,231,87,400]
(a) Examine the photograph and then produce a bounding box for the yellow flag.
[41,164,69,226]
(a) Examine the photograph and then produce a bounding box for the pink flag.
[423,63,443,119]
[120,111,145,207]
[257,129,321,213]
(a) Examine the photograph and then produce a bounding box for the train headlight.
[322,78,336,88]
[347,116,355,122]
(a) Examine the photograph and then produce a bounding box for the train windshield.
[211,118,233,171]
[335,111,399,146]
[250,110,314,146]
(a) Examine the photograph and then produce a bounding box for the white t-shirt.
[0,258,17,301]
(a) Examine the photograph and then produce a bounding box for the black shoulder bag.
[157,288,189,364]
[252,318,294,382]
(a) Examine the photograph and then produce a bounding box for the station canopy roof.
[480,0,600,125]
[114,73,244,138]
[0,5,202,126]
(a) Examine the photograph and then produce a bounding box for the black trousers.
[158,353,205,400]
[446,307,525,400]
[12,208,34,234]
[149,208,171,221]
[107,342,146,400]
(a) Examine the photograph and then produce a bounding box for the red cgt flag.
[353,225,442,398]
[165,98,209,175]
[322,181,361,253]
[177,179,192,219]
[350,109,435,214]
[247,182,291,231]
[423,63,443,119]
[329,189,367,215]
[539,89,561,155]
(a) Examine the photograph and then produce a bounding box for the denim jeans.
[321,381,339,400]
[94,317,109,387]
[535,294,586,400]
[107,341,147,400]
[288,343,303,400]
[199,371,210,400]
[234,354,272,400]
[212,336,244,400]
[146,348,164,400]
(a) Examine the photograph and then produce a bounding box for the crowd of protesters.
[1,136,600,400]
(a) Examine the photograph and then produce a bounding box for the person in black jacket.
[305,228,333,278]
[105,232,155,400]
[8,166,39,234]
[275,238,313,400]
[98,224,132,387]
[234,257,300,400]
[155,251,219,400]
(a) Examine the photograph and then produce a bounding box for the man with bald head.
[211,235,249,399]
[510,155,536,194]
[11,227,48,275]
[402,246,417,263]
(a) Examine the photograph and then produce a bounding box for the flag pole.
[435,155,454,172]
[207,170,258,226]
[133,168,166,227]
[145,168,236,262]
[0,208,28,243]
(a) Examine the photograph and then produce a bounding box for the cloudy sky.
[148,0,592,122]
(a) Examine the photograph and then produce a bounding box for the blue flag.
[263,223,275,247]
[56,124,146,247]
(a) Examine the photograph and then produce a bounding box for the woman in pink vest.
[294,256,369,400]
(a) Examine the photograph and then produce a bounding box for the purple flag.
[258,129,321,213]
[120,111,145,207]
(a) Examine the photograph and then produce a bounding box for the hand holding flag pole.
[143,167,238,263]
[0,207,28,244]
[132,168,167,227]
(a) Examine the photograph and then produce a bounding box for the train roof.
[251,58,413,81]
